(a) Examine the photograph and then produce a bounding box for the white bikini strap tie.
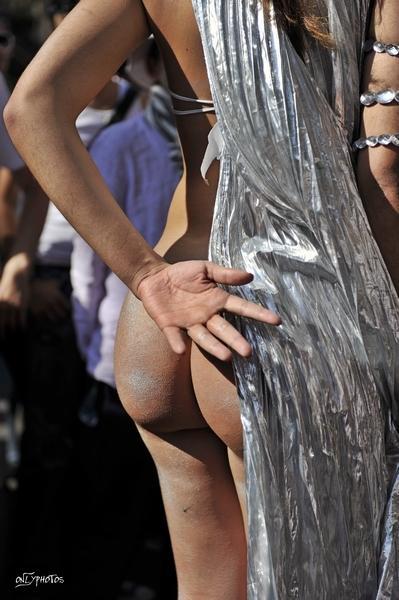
[169,90,214,105]
[201,122,224,183]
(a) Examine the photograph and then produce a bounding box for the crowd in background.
[0,2,183,598]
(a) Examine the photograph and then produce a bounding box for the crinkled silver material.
[191,0,399,597]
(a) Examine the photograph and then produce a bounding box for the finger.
[163,326,187,355]
[206,314,252,357]
[188,324,232,362]
[205,262,253,286]
[224,295,282,325]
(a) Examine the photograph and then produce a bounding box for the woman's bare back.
[116,2,239,429]
[112,12,248,591]
[142,0,219,263]
[114,0,244,458]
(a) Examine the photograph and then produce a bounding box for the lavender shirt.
[71,114,180,387]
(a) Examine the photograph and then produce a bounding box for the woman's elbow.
[3,84,39,146]
[3,97,23,142]
[4,79,62,159]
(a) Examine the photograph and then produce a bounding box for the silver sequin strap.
[364,39,399,56]
[353,133,399,150]
[360,89,399,106]
[357,41,399,149]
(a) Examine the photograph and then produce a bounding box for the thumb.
[205,262,253,286]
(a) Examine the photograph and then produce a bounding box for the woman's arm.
[4,0,281,360]
[0,167,49,334]
[357,0,399,292]
[4,0,156,292]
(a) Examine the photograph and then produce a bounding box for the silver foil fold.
[191,0,399,597]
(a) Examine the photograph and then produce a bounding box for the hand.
[137,260,282,361]
[0,255,31,336]
[29,279,70,321]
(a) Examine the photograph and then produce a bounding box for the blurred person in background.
[0,1,83,592]
[0,9,50,594]
[0,10,15,74]
[0,7,48,411]
[0,7,41,276]
[0,6,25,496]
[2,1,143,595]
[0,170,18,264]
[6,0,399,598]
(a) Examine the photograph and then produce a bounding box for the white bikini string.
[168,90,221,179]
[169,90,215,116]
[169,90,214,105]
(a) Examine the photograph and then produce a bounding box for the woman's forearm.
[3,0,162,295]
[8,168,48,263]
[0,0,283,361]
[5,93,164,294]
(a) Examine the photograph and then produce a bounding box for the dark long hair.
[268,0,332,47]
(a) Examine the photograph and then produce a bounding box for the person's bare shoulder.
[142,0,211,100]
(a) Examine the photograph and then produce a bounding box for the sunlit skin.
[4,1,399,598]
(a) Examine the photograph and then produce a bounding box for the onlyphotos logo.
[15,572,64,588]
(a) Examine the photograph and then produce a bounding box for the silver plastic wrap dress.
[191,0,399,598]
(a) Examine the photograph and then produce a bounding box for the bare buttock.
[114,0,242,452]
[114,174,241,451]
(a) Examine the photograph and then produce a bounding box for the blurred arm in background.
[0,71,48,334]
[0,166,17,260]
